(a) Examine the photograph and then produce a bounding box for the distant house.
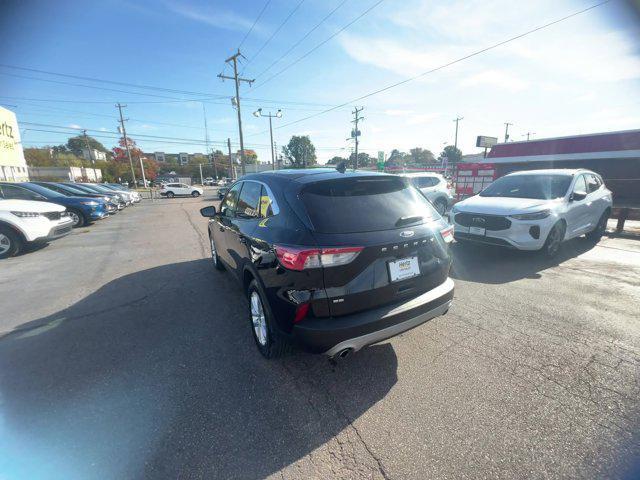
[81,148,107,162]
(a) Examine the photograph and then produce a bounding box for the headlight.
[81,201,99,206]
[11,211,40,218]
[510,209,551,220]
[104,196,110,201]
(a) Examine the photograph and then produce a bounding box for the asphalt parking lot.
[1,191,639,479]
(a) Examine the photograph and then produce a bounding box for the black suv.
[200,169,454,359]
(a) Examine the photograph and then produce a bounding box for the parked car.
[160,183,203,198]
[31,182,120,214]
[400,172,453,215]
[63,183,129,207]
[83,183,140,204]
[0,198,74,259]
[103,183,141,203]
[0,182,109,227]
[200,169,454,359]
[451,169,612,256]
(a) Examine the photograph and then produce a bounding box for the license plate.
[388,256,420,283]
[469,226,486,236]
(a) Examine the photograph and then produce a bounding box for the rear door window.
[236,181,262,219]
[221,183,242,217]
[586,174,600,193]
[301,176,439,233]
[415,176,438,188]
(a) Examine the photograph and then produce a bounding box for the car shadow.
[449,237,599,284]
[0,259,397,480]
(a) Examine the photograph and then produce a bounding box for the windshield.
[480,175,572,200]
[301,176,439,233]
[23,183,65,198]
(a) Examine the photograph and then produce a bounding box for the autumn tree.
[282,135,316,168]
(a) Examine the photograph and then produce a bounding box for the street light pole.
[253,108,282,171]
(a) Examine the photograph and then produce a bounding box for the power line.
[269,0,611,132]
[0,71,226,102]
[250,0,386,92]
[0,63,226,97]
[238,0,273,49]
[242,0,306,74]
[253,0,349,81]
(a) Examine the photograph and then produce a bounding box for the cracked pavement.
[0,192,638,479]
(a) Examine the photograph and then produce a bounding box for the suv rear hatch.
[298,175,452,317]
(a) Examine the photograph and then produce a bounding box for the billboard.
[0,106,25,167]
[476,135,498,148]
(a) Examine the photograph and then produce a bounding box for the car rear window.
[301,176,439,233]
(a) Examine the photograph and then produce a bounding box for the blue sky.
[1,0,639,163]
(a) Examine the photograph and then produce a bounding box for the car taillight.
[294,303,310,323]
[440,225,454,243]
[274,245,363,271]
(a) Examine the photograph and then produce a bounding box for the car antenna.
[336,161,347,173]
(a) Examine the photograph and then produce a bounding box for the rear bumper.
[292,278,454,355]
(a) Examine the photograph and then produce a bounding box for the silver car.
[401,173,453,215]
[451,169,612,257]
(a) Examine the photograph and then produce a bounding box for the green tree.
[327,155,346,165]
[348,152,373,168]
[409,148,436,165]
[66,135,109,157]
[439,145,462,165]
[282,135,316,168]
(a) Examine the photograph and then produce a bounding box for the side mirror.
[200,205,216,218]
[571,191,587,202]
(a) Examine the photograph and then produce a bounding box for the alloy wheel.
[0,233,11,255]
[69,211,81,227]
[210,237,218,266]
[546,225,562,256]
[250,291,268,346]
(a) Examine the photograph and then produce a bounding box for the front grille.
[454,213,511,231]
[54,225,72,235]
[43,211,61,221]
[454,233,513,247]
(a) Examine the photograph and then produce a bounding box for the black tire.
[247,279,290,359]
[166,191,175,198]
[541,221,565,258]
[210,235,225,271]
[586,210,609,243]
[433,198,447,216]
[0,225,22,259]
[68,208,86,228]
[191,191,200,197]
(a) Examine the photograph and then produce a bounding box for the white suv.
[401,173,453,215]
[0,199,74,259]
[451,169,612,257]
[160,183,203,198]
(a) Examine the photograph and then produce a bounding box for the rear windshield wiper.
[396,215,423,227]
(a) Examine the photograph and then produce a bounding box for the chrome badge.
[400,230,415,238]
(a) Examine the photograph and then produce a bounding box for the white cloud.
[68,124,81,129]
[162,1,257,33]
[460,69,529,92]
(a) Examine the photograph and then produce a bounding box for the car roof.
[399,172,444,178]
[241,168,395,185]
[505,168,592,177]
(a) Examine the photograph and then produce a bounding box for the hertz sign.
[0,106,25,167]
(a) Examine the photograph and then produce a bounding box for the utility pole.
[523,132,536,141]
[351,107,364,170]
[453,116,463,150]
[218,50,254,177]
[82,129,95,167]
[227,138,234,180]
[116,103,137,186]
[253,108,282,170]
[504,122,513,142]
[199,163,204,186]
